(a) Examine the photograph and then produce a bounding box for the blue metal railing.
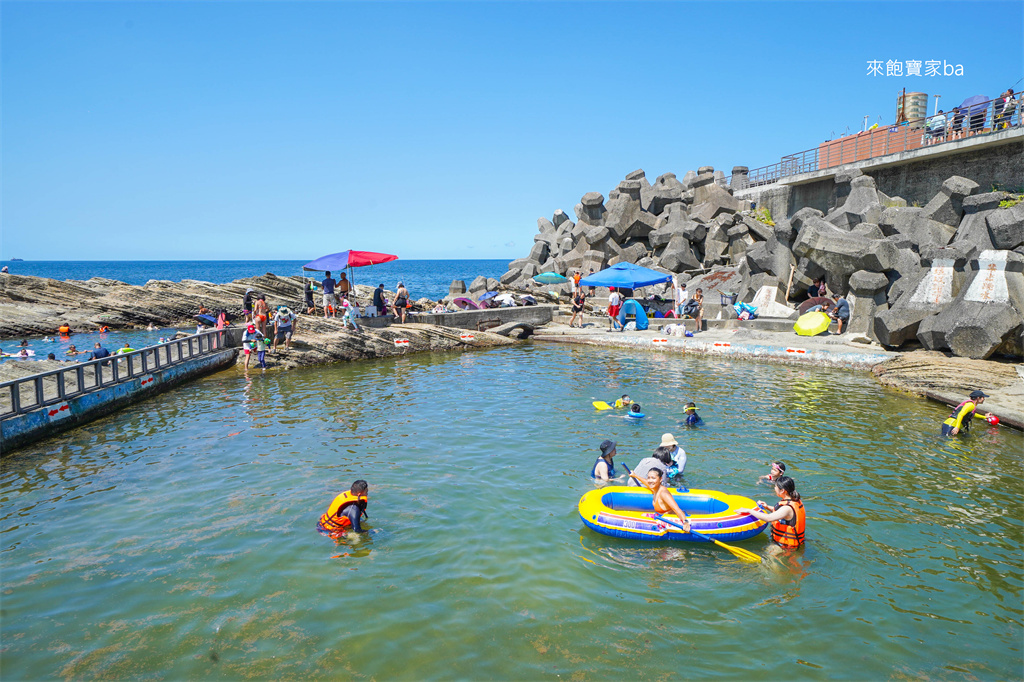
[0,329,233,419]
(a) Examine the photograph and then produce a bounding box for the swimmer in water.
[626,403,644,419]
[614,394,632,408]
[759,461,786,484]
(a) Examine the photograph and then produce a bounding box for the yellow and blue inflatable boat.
[578,486,768,542]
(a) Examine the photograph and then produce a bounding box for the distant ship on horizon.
[10,258,24,261]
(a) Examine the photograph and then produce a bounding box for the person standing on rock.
[942,390,993,437]
[829,293,850,333]
[393,282,410,323]
[321,271,337,318]
[272,306,297,353]
[607,288,623,331]
[304,280,316,316]
[337,272,352,301]
[372,283,386,316]
[253,295,269,337]
[243,288,255,323]
[587,269,596,298]
[672,276,687,317]
[569,288,586,328]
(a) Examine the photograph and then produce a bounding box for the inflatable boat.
[578,486,768,542]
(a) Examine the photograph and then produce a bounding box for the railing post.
[57,372,66,400]
[34,377,44,407]
[11,383,21,414]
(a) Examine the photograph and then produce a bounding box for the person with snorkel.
[682,402,703,427]
[628,468,691,532]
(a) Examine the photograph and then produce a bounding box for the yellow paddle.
[657,514,762,564]
[592,401,612,410]
[621,463,761,564]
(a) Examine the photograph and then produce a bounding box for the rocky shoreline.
[493,166,1023,361]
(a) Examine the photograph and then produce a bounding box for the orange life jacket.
[770,498,805,548]
[317,490,367,534]
[58,325,71,335]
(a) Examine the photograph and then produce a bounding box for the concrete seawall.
[1,348,236,455]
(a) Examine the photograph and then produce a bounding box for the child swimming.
[626,403,646,419]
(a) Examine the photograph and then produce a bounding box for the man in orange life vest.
[317,480,369,537]
[737,475,805,549]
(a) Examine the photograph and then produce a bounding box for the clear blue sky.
[2,1,1021,261]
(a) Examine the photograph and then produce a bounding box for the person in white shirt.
[607,288,623,331]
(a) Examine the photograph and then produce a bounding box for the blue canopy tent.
[618,299,649,330]
[578,262,673,289]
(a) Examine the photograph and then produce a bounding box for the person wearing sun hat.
[941,390,992,437]
[591,440,617,481]
[656,433,687,477]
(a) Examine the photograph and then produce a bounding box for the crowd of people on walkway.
[925,88,1021,146]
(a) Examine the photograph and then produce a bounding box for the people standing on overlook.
[941,389,992,437]
[321,271,337,318]
[317,480,369,538]
[591,440,617,481]
[393,282,410,323]
[950,106,965,140]
[737,475,805,549]
[337,272,352,300]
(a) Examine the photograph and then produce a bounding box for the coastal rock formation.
[496,166,1023,360]
[0,273,432,339]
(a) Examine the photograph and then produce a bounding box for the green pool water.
[1,344,1021,679]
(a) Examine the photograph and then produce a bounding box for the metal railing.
[0,330,231,419]
[729,95,1023,188]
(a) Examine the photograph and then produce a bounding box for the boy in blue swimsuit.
[683,402,703,427]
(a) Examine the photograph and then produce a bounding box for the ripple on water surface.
[1,344,1021,679]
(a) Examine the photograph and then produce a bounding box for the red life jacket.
[770,498,805,548]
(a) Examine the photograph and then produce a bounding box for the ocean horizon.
[2,259,510,300]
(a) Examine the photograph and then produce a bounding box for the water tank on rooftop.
[897,91,929,129]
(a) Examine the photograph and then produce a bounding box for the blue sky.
[2,1,1021,261]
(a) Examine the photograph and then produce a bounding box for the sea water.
[1,344,1021,679]
[0,259,509,301]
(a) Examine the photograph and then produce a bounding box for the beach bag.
[683,300,700,317]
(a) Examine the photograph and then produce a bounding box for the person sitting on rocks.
[807,278,827,299]
[829,293,850,333]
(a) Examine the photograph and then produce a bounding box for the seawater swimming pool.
[1,344,1021,679]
